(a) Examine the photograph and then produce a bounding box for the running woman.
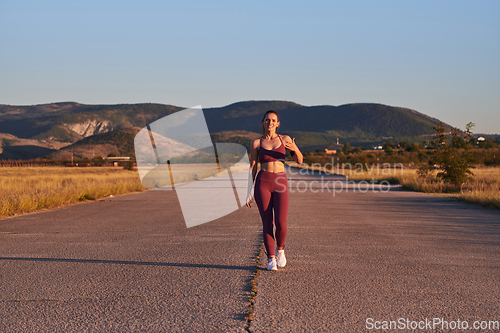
[246,110,303,271]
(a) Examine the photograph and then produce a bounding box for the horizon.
[1,1,499,134]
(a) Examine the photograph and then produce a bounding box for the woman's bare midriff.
[260,161,285,173]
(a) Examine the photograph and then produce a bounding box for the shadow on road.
[0,256,254,271]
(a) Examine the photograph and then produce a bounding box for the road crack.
[244,242,264,332]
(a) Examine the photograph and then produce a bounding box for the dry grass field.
[2,163,497,218]
[0,167,145,218]
[407,167,500,209]
[0,162,251,218]
[288,162,500,209]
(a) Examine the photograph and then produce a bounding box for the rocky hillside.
[0,100,454,159]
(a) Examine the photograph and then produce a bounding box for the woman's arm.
[246,139,259,208]
[283,135,303,164]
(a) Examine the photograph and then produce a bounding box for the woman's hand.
[284,137,299,153]
[246,194,253,208]
[284,136,303,164]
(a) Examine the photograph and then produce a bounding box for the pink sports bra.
[259,135,286,164]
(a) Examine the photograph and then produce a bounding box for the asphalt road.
[1,169,500,332]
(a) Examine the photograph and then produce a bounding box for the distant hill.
[0,103,182,141]
[0,132,70,160]
[0,100,456,159]
[203,102,449,148]
[48,127,141,160]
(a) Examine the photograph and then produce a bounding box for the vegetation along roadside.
[294,123,500,209]
[0,167,145,218]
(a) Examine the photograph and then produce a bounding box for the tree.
[399,140,409,150]
[479,139,497,149]
[406,143,420,152]
[420,122,475,189]
[342,142,352,154]
[383,141,393,154]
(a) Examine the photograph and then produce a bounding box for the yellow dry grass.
[352,168,500,209]
[1,162,251,218]
[0,166,146,218]
[288,162,500,209]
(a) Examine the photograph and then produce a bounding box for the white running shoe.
[267,257,277,271]
[276,249,286,267]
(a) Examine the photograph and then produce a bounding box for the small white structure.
[103,156,131,161]
[326,138,344,154]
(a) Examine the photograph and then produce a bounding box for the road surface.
[1,169,499,332]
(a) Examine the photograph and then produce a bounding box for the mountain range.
[0,100,469,160]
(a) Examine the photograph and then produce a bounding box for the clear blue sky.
[1,0,499,133]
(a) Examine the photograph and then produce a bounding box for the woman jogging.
[246,110,303,271]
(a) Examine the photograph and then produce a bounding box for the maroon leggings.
[254,170,289,258]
